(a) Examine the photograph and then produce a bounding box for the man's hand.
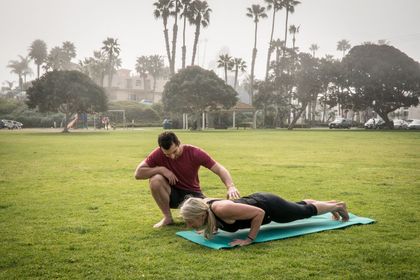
[229,238,252,247]
[161,168,178,185]
[227,186,240,199]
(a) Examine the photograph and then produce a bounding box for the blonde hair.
[179,197,217,239]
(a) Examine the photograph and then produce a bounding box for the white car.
[407,119,420,130]
[364,118,383,129]
[393,119,408,129]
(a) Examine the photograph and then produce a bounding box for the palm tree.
[264,0,284,80]
[135,56,150,91]
[246,4,267,106]
[270,39,284,76]
[28,39,47,79]
[154,0,174,75]
[148,55,165,92]
[62,41,76,69]
[289,24,300,50]
[309,43,319,57]
[7,56,31,91]
[171,0,181,74]
[180,0,192,69]
[101,37,121,88]
[188,0,211,66]
[217,54,233,84]
[231,58,247,90]
[282,0,301,48]
[337,39,351,58]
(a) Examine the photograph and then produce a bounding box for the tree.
[135,56,150,90]
[162,66,237,127]
[341,44,420,128]
[309,44,319,57]
[289,24,300,50]
[7,56,32,91]
[26,71,108,132]
[231,58,247,90]
[61,41,77,69]
[288,53,322,130]
[246,4,267,106]
[78,50,108,86]
[264,0,284,80]
[189,0,211,66]
[217,54,233,83]
[282,0,301,48]
[337,39,351,58]
[171,0,181,74]
[180,0,192,69]
[148,55,165,92]
[28,39,48,79]
[101,37,121,88]
[154,0,174,75]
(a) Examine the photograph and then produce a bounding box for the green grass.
[0,128,419,279]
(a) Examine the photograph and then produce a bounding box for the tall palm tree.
[45,47,65,71]
[188,0,211,66]
[170,0,182,74]
[264,0,284,80]
[136,56,150,91]
[337,39,351,58]
[282,0,301,48]
[62,41,76,69]
[231,58,247,90]
[246,4,267,106]
[180,0,192,69]
[154,0,174,75]
[101,37,121,88]
[309,43,319,57]
[28,39,47,79]
[289,24,300,50]
[217,54,233,84]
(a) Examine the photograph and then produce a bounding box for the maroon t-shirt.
[145,144,216,192]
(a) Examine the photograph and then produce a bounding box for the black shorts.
[169,186,205,208]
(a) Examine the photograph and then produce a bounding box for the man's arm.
[134,160,178,185]
[210,162,240,199]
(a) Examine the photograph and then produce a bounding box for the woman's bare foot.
[153,217,174,228]
[336,202,349,221]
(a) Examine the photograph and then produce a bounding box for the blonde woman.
[180,192,349,247]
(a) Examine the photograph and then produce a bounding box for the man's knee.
[149,174,168,191]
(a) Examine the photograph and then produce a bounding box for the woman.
[180,192,349,247]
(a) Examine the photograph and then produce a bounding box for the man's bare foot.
[153,217,173,228]
[336,202,349,221]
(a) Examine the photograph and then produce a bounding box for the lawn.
[0,128,419,279]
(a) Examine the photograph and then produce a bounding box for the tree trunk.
[234,66,238,90]
[37,64,40,79]
[288,101,308,130]
[182,7,188,69]
[250,21,258,106]
[171,2,179,74]
[191,18,201,66]
[224,66,228,83]
[265,9,276,81]
[284,6,290,47]
[163,21,173,75]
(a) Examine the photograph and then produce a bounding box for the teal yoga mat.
[176,213,375,249]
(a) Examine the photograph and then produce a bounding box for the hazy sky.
[1,0,419,87]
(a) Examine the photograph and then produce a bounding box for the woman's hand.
[229,238,253,247]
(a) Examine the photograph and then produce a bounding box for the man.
[134,131,240,228]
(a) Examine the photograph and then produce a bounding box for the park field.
[0,128,419,279]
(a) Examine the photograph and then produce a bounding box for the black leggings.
[235,192,318,223]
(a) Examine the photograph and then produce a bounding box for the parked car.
[407,119,420,130]
[364,118,384,129]
[393,119,408,129]
[0,119,22,129]
[329,118,352,129]
[12,121,23,129]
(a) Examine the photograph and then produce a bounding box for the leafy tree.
[288,53,322,129]
[189,0,211,66]
[337,39,351,59]
[162,66,237,127]
[341,44,420,128]
[26,71,108,132]
[231,57,247,90]
[246,4,267,106]
[79,50,108,86]
[102,37,121,88]
[28,39,48,79]
[45,42,77,72]
[217,54,233,83]
[264,0,284,80]
[154,0,174,75]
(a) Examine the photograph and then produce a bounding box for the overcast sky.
[1,0,419,87]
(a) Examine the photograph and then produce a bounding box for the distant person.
[180,193,349,247]
[134,131,240,228]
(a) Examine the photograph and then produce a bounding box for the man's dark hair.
[158,131,180,150]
